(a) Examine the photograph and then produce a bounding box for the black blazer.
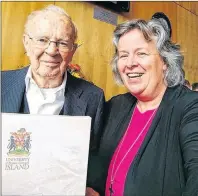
[1,66,105,151]
[89,85,198,196]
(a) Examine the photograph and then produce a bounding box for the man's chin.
[38,70,61,78]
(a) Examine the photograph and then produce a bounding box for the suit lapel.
[1,67,28,113]
[62,72,87,116]
[22,93,30,114]
[2,68,89,115]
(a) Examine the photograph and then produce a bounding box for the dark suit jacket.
[1,66,105,152]
[89,85,198,196]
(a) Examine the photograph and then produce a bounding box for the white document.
[2,113,91,196]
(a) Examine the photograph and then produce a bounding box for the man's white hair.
[24,4,78,41]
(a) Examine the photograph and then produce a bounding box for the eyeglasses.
[26,34,75,52]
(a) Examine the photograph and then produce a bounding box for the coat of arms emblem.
[7,128,31,157]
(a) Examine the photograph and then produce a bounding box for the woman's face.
[117,29,167,99]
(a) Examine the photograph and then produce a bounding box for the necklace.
[109,105,157,196]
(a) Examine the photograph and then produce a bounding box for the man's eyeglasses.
[26,34,75,52]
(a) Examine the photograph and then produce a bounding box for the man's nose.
[45,41,59,55]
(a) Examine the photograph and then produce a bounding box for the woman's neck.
[136,85,167,113]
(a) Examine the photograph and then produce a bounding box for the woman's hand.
[86,187,100,196]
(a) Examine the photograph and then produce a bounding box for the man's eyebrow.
[33,35,49,38]
[58,39,69,42]
[58,38,71,41]
[118,50,129,53]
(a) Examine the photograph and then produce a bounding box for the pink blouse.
[105,106,157,196]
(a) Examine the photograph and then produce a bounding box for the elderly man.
[1,5,105,152]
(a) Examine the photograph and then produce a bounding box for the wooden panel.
[2,2,54,71]
[2,1,198,101]
[55,2,128,100]
[176,2,198,83]
[176,2,198,15]
[131,2,177,42]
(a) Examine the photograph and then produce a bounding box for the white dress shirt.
[25,67,67,115]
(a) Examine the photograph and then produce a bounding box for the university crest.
[7,128,31,157]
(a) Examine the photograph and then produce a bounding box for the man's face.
[23,12,76,80]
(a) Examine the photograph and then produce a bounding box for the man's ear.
[66,44,78,64]
[23,34,30,56]
[69,43,78,57]
[72,43,78,53]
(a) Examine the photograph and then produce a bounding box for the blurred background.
[2,1,198,100]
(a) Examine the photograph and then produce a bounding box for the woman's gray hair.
[24,4,78,41]
[112,19,184,87]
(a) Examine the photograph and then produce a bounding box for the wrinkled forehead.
[26,11,75,41]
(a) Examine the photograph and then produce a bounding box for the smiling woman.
[87,18,198,196]
[116,28,167,100]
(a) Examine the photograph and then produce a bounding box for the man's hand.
[86,187,100,196]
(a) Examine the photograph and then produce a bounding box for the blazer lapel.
[124,85,183,195]
[100,93,137,162]
[62,72,87,116]
[1,67,28,113]
[127,85,183,167]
